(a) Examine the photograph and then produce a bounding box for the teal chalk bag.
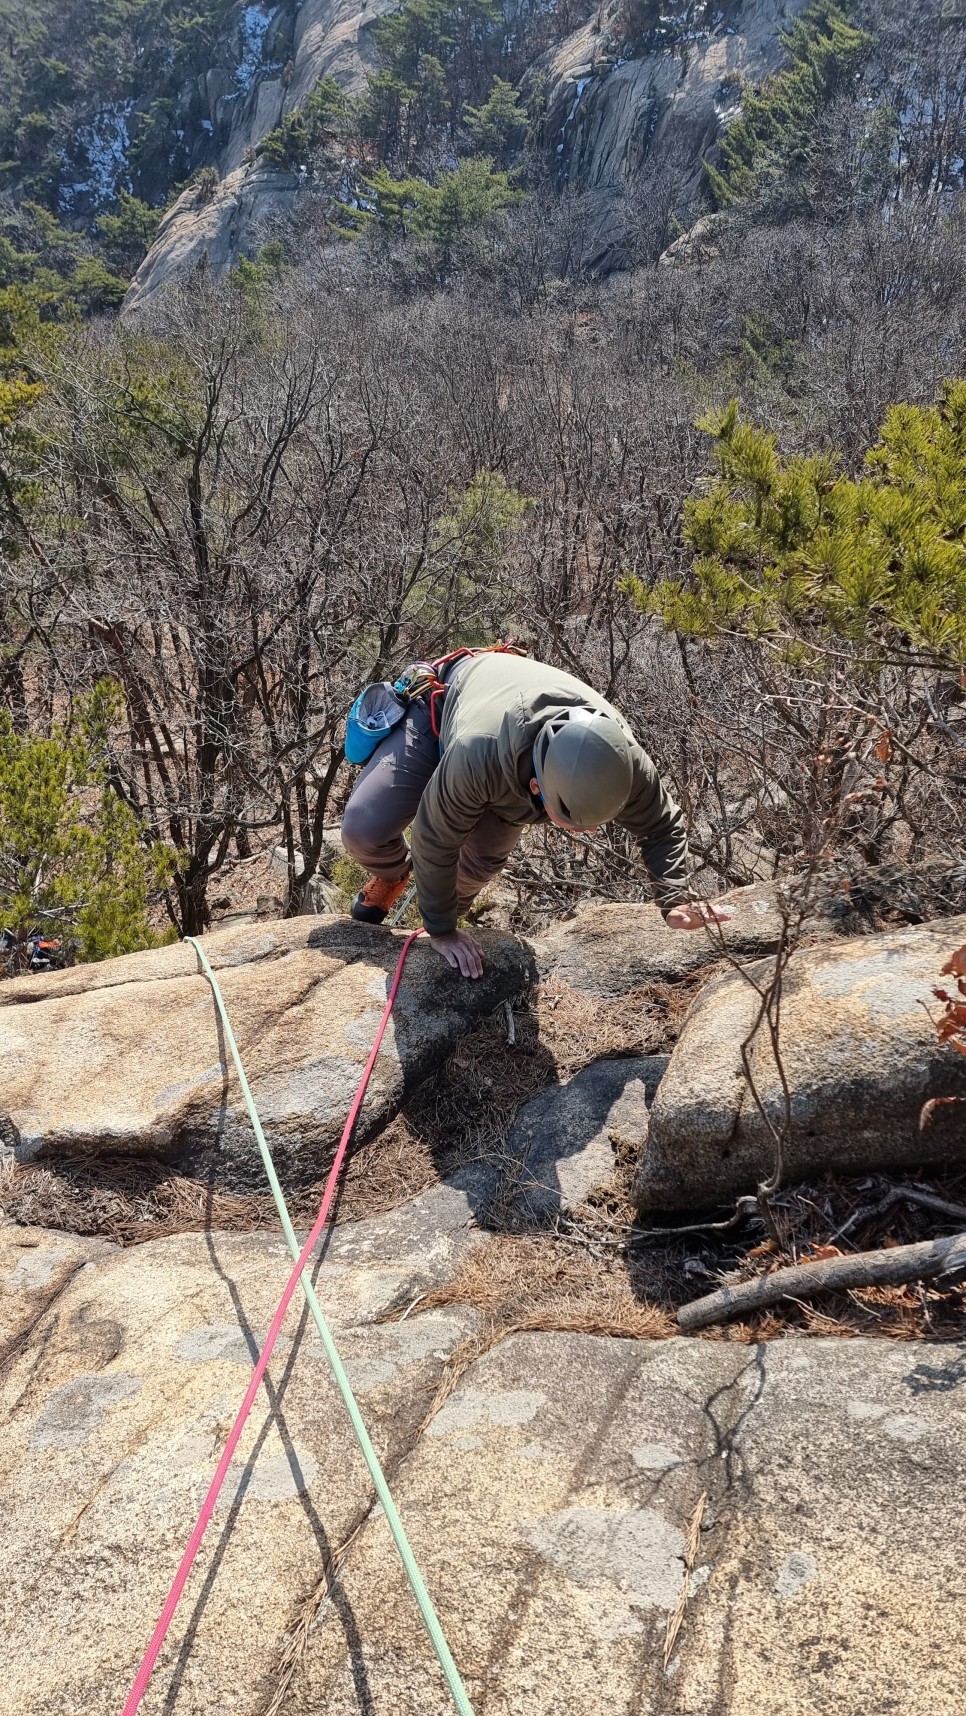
[344,682,408,765]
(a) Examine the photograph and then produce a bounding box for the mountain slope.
[122,0,809,314]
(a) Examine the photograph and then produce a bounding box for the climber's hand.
[666,900,733,932]
[429,928,484,979]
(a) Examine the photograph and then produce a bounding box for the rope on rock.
[119,928,475,1716]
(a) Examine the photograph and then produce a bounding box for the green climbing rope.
[185,935,474,1716]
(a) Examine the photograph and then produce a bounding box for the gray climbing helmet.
[532,707,634,828]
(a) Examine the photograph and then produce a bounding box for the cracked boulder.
[530,879,847,998]
[0,918,533,1187]
[675,1338,966,1716]
[5,1209,966,1714]
[279,1331,966,1715]
[634,915,966,1214]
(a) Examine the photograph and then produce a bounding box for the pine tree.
[629,387,966,664]
[464,78,527,157]
[0,681,174,966]
[707,2,873,215]
[343,157,520,242]
[419,156,521,245]
[0,372,43,557]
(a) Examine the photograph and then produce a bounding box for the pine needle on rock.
[663,1492,708,1672]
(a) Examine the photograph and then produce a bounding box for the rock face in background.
[123,0,397,318]
[122,160,306,314]
[635,915,966,1214]
[541,0,809,270]
[123,0,808,316]
[5,1213,966,1715]
[0,918,532,1187]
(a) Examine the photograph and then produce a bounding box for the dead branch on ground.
[678,1229,966,1331]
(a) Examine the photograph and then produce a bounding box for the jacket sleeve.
[410,742,490,936]
[616,746,690,915]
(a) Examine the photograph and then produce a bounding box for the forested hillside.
[0,0,236,308]
[2,1,965,307]
[1,1,966,950]
[0,0,236,202]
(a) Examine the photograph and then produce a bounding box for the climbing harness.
[345,640,526,765]
[119,930,475,1716]
[421,642,527,743]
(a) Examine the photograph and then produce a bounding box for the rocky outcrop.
[122,161,304,314]
[659,210,722,266]
[530,877,849,998]
[0,918,532,1187]
[124,0,809,314]
[4,1211,966,1715]
[541,0,810,270]
[496,1054,667,1225]
[123,0,396,319]
[0,1211,479,1716]
[635,916,966,1213]
[321,1333,966,1716]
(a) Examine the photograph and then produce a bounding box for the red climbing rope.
[119,929,423,1716]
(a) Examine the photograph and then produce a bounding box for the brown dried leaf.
[920,1094,966,1128]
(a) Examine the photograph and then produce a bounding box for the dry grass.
[417,1231,673,1335]
[534,970,709,1071]
[382,1234,675,1431]
[0,1153,281,1245]
[664,1491,707,1671]
[0,1129,446,1247]
[395,972,697,1166]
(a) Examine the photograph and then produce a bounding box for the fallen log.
[677,1229,966,1332]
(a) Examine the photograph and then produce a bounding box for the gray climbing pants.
[341,697,521,912]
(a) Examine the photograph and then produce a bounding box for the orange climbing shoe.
[351,874,411,925]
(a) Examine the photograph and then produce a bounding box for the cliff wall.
[123,0,808,317]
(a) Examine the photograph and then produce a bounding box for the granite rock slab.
[0,917,533,1187]
[636,914,966,1212]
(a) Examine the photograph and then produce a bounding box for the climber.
[341,650,731,979]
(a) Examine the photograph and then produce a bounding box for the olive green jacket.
[411,653,689,936]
